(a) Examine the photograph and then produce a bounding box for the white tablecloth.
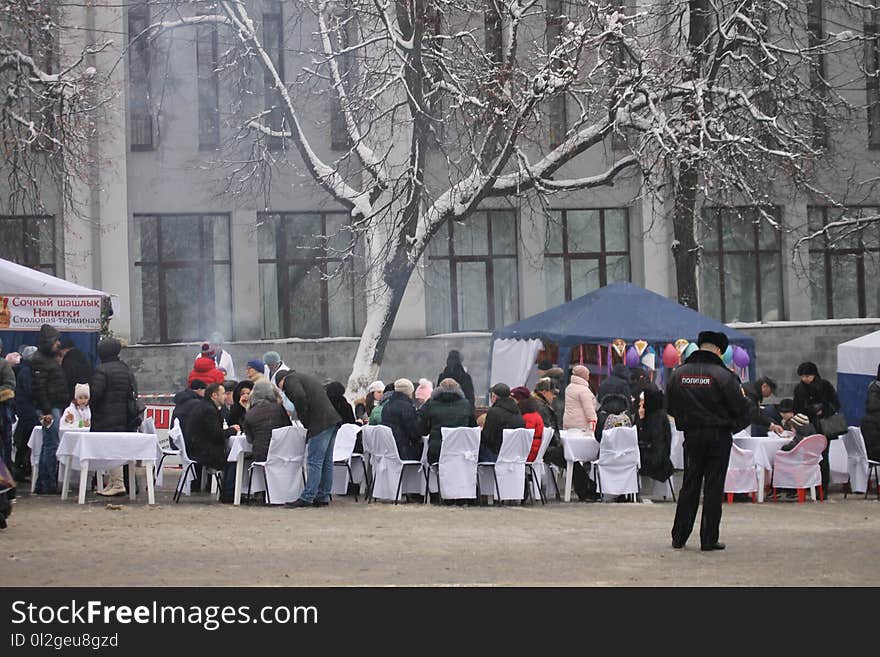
[732,437,790,471]
[227,434,252,463]
[55,431,160,504]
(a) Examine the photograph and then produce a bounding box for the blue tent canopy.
[490,282,756,383]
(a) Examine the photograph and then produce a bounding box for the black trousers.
[671,430,732,548]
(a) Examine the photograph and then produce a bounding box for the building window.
[0,215,56,275]
[196,22,220,150]
[132,214,232,343]
[257,211,365,338]
[544,209,630,307]
[807,0,827,147]
[263,2,285,151]
[866,11,880,149]
[425,210,519,333]
[808,206,880,318]
[128,3,154,151]
[698,207,784,322]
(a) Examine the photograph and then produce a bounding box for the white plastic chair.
[362,425,425,503]
[526,427,554,504]
[331,423,366,500]
[724,443,759,503]
[247,425,307,504]
[771,434,828,502]
[171,421,222,502]
[148,417,179,485]
[593,426,641,501]
[28,426,42,494]
[478,428,533,502]
[841,426,880,500]
[432,426,480,501]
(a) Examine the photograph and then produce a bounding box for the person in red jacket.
[511,386,544,461]
[187,343,226,387]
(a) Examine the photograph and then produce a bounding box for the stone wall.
[124,322,880,402]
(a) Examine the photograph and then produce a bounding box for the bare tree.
[127,1,880,393]
[0,1,111,217]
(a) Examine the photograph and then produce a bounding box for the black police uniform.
[667,348,751,550]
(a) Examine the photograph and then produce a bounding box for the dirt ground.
[4,471,879,587]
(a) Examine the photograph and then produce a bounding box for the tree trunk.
[671,0,709,310]
[345,248,415,400]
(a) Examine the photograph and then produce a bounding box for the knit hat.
[246,359,265,372]
[489,382,510,398]
[74,383,90,399]
[367,380,385,394]
[510,386,531,401]
[394,378,415,396]
[572,365,590,380]
[415,378,433,402]
[791,413,810,428]
[778,398,795,414]
[263,351,282,366]
[20,345,37,361]
[534,377,558,394]
[201,342,216,358]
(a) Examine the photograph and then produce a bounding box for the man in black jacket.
[283,370,342,508]
[419,378,476,464]
[59,336,93,403]
[89,338,139,496]
[667,331,751,551]
[380,378,423,460]
[793,362,841,498]
[479,383,525,462]
[185,383,239,472]
[30,324,68,494]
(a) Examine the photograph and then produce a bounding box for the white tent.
[837,330,880,425]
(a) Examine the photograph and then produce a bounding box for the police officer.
[667,331,751,551]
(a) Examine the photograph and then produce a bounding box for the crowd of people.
[2,323,880,528]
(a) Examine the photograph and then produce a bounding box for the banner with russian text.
[0,294,103,331]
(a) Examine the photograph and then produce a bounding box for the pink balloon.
[625,346,640,368]
[662,343,679,369]
[732,345,750,368]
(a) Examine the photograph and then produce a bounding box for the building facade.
[2,2,880,396]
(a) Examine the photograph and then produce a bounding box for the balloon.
[625,346,640,368]
[662,344,679,369]
[722,345,733,366]
[683,343,698,359]
[732,345,750,368]
[674,339,689,355]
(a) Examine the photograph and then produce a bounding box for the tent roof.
[837,329,880,376]
[492,282,755,348]
[0,257,108,297]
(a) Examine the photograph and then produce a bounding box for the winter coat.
[861,412,880,462]
[743,381,780,432]
[380,391,423,460]
[597,364,631,405]
[90,339,138,432]
[281,371,342,439]
[865,379,880,415]
[12,361,36,424]
[171,389,202,436]
[369,391,393,425]
[532,393,560,446]
[481,396,525,456]
[437,351,476,407]
[61,348,93,402]
[187,356,226,387]
[666,350,751,434]
[780,417,819,452]
[60,403,91,431]
[0,359,14,395]
[418,387,476,463]
[243,400,292,462]
[325,382,356,425]
[185,398,235,470]
[562,375,598,432]
[793,376,840,430]
[517,396,544,461]
[636,389,674,482]
[30,325,69,414]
